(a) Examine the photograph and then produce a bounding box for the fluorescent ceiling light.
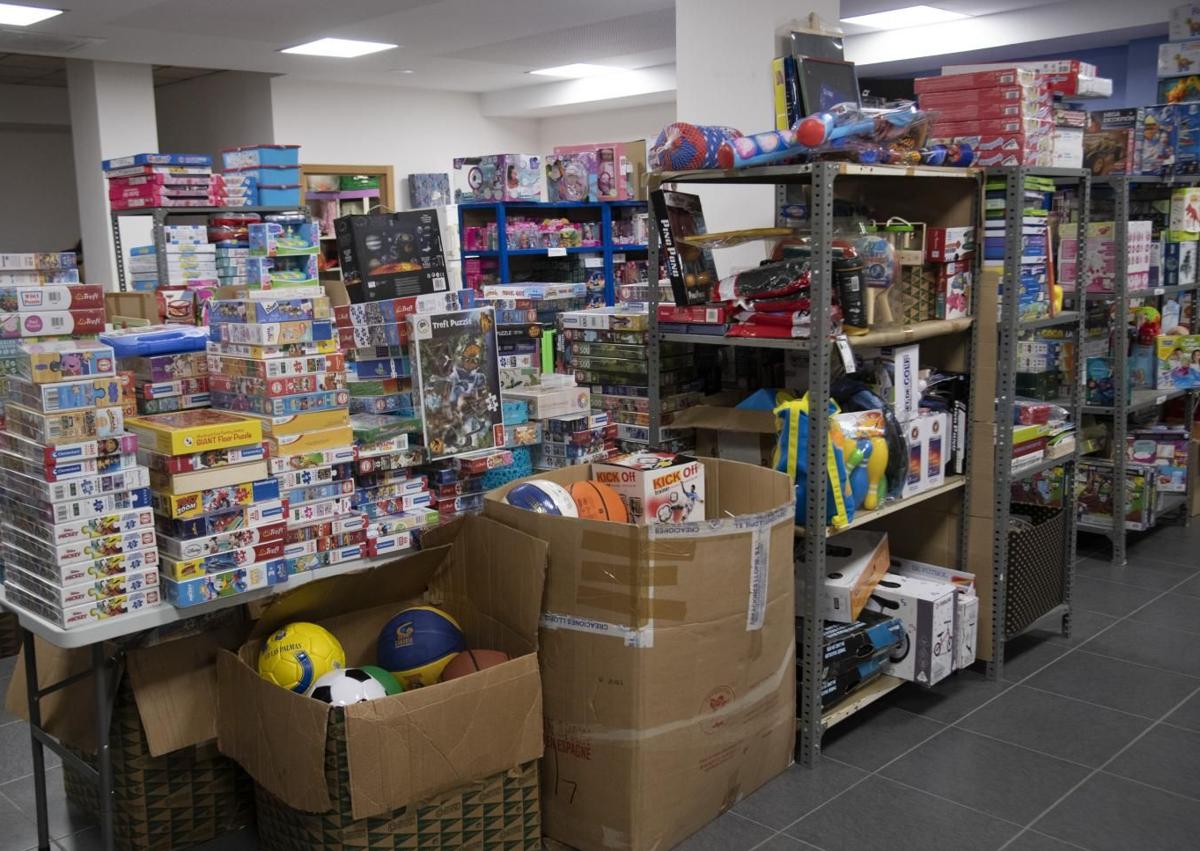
[529,63,620,79]
[0,3,63,26]
[281,37,397,58]
[842,5,969,30]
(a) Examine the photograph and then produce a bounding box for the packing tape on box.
[557,503,794,646]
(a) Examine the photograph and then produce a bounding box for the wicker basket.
[254,711,541,850]
[63,678,254,851]
[0,611,20,658]
[893,265,938,325]
[1005,504,1067,638]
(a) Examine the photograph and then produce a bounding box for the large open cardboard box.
[216,515,546,847]
[483,457,796,851]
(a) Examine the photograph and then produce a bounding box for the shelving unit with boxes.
[645,161,985,765]
[299,164,395,281]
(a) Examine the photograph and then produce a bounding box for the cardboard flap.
[216,650,333,813]
[4,640,96,752]
[672,405,778,435]
[344,653,543,820]
[249,547,450,639]
[127,623,244,756]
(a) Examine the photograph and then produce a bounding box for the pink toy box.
[551,140,647,201]
[452,154,544,203]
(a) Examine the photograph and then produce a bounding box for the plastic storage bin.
[1005,504,1067,637]
[257,185,302,206]
[230,165,300,185]
[222,145,300,170]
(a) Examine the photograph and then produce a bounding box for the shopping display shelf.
[0,552,414,650]
[819,674,905,730]
[656,161,983,185]
[1081,387,1189,416]
[794,475,966,537]
[1016,311,1079,331]
[660,319,973,352]
[506,246,601,256]
[1085,281,1200,301]
[111,205,300,217]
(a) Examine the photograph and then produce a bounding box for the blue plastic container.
[231,165,300,185]
[221,144,300,170]
[257,184,301,206]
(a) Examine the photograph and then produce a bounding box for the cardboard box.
[592,452,705,525]
[1159,39,1200,77]
[482,458,795,851]
[864,573,956,686]
[672,397,777,466]
[1085,108,1139,175]
[891,344,922,423]
[887,557,978,672]
[452,154,544,203]
[217,516,545,822]
[901,411,949,498]
[1171,4,1200,41]
[914,68,1038,95]
[819,530,890,622]
[1169,186,1200,240]
[926,227,975,262]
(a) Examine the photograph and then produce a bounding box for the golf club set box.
[805,530,979,706]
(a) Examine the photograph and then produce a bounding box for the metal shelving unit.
[457,200,649,304]
[646,161,981,767]
[982,167,1089,681]
[1084,176,1198,565]
[109,205,302,293]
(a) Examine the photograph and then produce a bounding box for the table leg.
[21,630,51,851]
[92,643,115,851]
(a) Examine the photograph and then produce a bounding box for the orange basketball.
[439,649,510,682]
[569,480,629,523]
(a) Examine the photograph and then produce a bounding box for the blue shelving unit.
[458,200,648,305]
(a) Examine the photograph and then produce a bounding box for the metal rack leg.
[93,643,116,851]
[22,630,51,851]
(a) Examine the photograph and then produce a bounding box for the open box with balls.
[216,515,546,848]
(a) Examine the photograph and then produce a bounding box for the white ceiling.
[0,0,677,92]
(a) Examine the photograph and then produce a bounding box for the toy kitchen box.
[333,210,449,304]
[451,154,544,203]
[592,452,706,525]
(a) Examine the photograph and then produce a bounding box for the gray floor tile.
[732,760,866,831]
[1067,577,1159,618]
[674,811,774,851]
[1048,609,1119,646]
[959,685,1147,767]
[1126,592,1200,635]
[1165,689,1200,732]
[53,827,106,851]
[1125,529,1200,567]
[879,728,1090,824]
[1000,635,1072,683]
[0,792,40,851]
[1001,831,1088,851]
[1,766,94,841]
[1173,573,1200,598]
[1083,619,1200,678]
[1105,723,1200,801]
[1075,555,1198,590]
[820,704,943,772]
[786,775,1020,851]
[889,668,1009,723]
[0,720,59,784]
[1025,650,1199,718]
[754,834,813,850]
[1034,772,1200,851]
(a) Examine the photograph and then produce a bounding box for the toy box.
[544,152,596,203]
[1085,108,1140,175]
[164,559,286,607]
[902,411,949,498]
[159,519,286,560]
[1172,102,1200,174]
[1156,334,1200,388]
[161,539,286,580]
[591,452,705,525]
[4,375,122,412]
[935,267,971,319]
[1169,186,1200,240]
[1136,105,1178,176]
[407,172,450,208]
[503,383,590,419]
[3,539,156,587]
[209,319,333,347]
[1160,39,1200,78]
[1170,4,1200,41]
[12,340,115,384]
[451,154,544,203]
[553,140,647,201]
[334,210,450,303]
[124,410,263,455]
[818,530,890,622]
[887,557,978,670]
[208,297,330,324]
[153,477,280,520]
[1077,460,1156,531]
[1,308,105,339]
[0,284,104,313]
[1164,240,1198,286]
[44,507,155,546]
[864,573,956,686]
[248,220,319,257]
[1061,220,1153,292]
[222,144,299,170]
[1127,427,1190,492]
[1,583,160,630]
[4,563,158,609]
[918,84,1045,109]
[5,404,124,445]
[915,68,1038,94]
[926,227,975,262]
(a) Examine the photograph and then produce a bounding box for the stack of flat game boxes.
[124,409,286,607]
[205,292,363,574]
[1,339,161,628]
[116,343,211,415]
[557,306,697,454]
[127,224,217,325]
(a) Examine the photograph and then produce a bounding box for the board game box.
[124,409,263,455]
[651,190,719,306]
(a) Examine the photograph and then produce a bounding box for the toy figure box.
[334,210,449,303]
[553,140,647,201]
[1085,108,1139,175]
[451,154,544,203]
[483,458,795,851]
[1169,186,1200,240]
[1159,39,1200,78]
[216,517,545,837]
[1171,4,1200,41]
[1156,334,1200,388]
[592,452,705,525]
[1136,105,1177,176]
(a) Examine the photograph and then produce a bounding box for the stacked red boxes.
[917,69,1053,167]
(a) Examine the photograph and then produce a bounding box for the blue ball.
[504,479,578,516]
[376,606,467,688]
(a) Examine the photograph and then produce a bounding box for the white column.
[67,60,158,289]
[674,0,840,274]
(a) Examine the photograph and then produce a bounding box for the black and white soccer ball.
[306,667,389,706]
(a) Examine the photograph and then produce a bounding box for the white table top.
[0,554,405,650]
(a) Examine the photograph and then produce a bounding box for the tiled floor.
[0,524,1198,851]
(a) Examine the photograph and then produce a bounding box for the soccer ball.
[306,667,397,706]
[257,622,346,694]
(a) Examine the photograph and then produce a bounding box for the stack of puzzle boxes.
[204,293,363,574]
[117,344,211,416]
[127,225,218,324]
[124,409,286,607]
[0,339,162,628]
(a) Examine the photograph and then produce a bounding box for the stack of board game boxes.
[557,307,698,454]
[204,295,363,574]
[127,225,217,326]
[102,153,221,211]
[107,326,213,415]
[124,410,285,607]
[1,340,162,628]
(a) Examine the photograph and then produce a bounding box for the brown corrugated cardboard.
[216,515,546,821]
[483,458,796,851]
[1190,439,1200,517]
[672,400,778,466]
